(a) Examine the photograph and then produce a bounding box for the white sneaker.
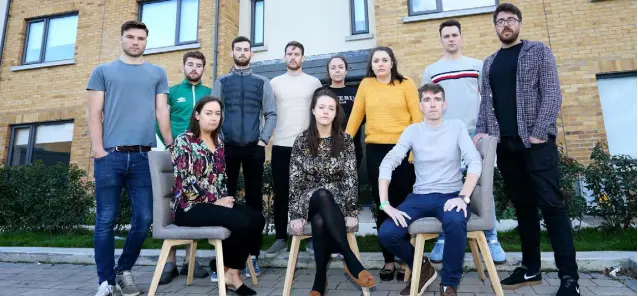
[95,281,115,296]
[115,270,142,296]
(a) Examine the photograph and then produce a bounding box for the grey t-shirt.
[379,120,482,195]
[86,59,169,148]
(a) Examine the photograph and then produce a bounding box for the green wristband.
[378,201,389,210]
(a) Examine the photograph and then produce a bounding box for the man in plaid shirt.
[473,3,580,296]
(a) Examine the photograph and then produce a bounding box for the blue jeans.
[438,203,498,242]
[378,192,469,288]
[94,150,153,285]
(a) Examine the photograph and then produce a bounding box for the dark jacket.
[211,67,277,146]
[476,40,562,148]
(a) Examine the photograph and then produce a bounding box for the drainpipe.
[0,0,12,69]
[211,0,220,83]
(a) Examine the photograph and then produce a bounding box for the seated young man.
[377,83,482,296]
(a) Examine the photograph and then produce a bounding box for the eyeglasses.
[495,17,520,27]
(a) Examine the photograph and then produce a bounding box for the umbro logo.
[177,97,187,103]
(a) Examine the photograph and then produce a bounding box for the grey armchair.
[147,151,257,296]
[282,222,369,296]
[405,136,504,296]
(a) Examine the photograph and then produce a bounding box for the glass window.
[351,0,369,34]
[10,128,30,166]
[179,0,199,43]
[24,21,44,63]
[409,0,497,16]
[44,15,78,62]
[23,14,78,64]
[9,122,74,166]
[141,0,199,49]
[252,0,264,46]
[596,74,637,159]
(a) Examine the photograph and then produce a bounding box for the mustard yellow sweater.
[346,77,424,144]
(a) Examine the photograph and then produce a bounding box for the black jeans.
[225,144,266,256]
[174,203,265,270]
[496,136,578,279]
[308,189,365,293]
[366,143,415,263]
[271,145,293,240]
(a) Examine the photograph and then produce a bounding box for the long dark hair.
[188,96,224,146]
[325,56,349,85]
[307,89,345,157]
[365,46,406,85]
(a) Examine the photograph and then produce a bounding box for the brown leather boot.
[399,258,438,295]
[440,284,457,296]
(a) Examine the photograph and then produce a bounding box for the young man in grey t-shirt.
[421,19,506,265]
[378,83,482,295]
[86,20,172,296]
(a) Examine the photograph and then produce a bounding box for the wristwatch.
[459,195,470,204]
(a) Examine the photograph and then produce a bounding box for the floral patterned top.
[168,131,227,219]
[289,131,359,220]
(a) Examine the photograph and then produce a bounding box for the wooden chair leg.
[475,232,504,296]
[212,239,227,296]
[186,240,197,285]
[283,236,301,296]
[148,240,176,296]
[347,233,370,296]
[403,236,417,280]
[469,236,485,281]
[247,256,258,286]
[409,234,426,296]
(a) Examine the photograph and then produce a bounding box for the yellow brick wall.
[0,0,240,174]
[375,0,636,163]
[0,0,634,169]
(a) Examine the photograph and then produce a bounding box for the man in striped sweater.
[421,19,506,265]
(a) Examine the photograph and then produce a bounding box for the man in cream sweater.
[265,41,322,257]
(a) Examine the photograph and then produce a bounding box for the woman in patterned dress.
[168,96,264,296]
[289,89,376,296]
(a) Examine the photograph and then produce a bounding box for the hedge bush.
[0,161,94,233]
[1,141,634,234]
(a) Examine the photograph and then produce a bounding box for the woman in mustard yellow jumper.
[345,46,423,281]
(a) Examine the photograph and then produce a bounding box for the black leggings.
[366,143,415,263]
[174,203,265,269]
[308,189,365,293]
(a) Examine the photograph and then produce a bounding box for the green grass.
[0,228,635,252]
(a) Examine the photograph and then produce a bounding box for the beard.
[286,61,301,71]
[122,47,144,58]
[186,72,203,82]
[234,56,250,67]
[498,28,520,45]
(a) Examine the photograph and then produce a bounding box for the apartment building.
[0,0,634,178]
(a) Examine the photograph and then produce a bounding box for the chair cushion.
[153,224,231,240]
[408,216,494,235]
[287,222,358,236]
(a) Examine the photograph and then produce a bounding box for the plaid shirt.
[476,40,562,148]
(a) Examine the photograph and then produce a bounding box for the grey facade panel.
[251,49,372,83]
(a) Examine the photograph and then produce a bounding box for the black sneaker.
[501,267,542,290]
[556,276,580,296]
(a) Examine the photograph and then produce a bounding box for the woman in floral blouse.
[289,89,376,296]
[169,96,264,296]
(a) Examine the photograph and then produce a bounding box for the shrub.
[236,161,275,234]
[584,142,637,231]
[0,161,94,233]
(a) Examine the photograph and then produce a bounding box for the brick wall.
[0,0,240,175]
[374,0,636,163]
